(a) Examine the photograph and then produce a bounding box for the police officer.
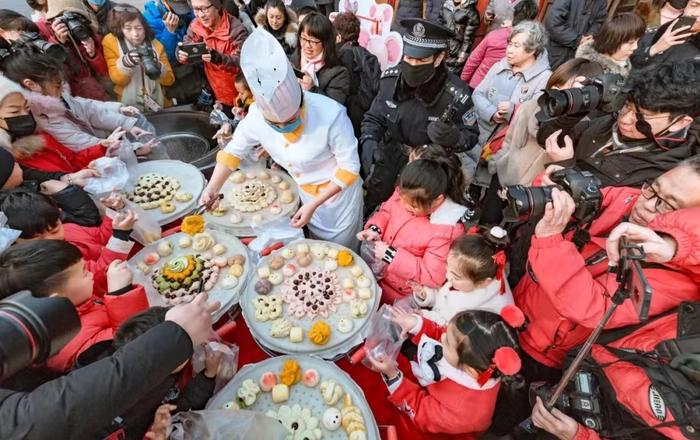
[360,18,479,214]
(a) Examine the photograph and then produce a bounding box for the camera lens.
[504,185,554,221]
[0,291,79,381]
[538,85,603,118]
[36,41,67,63]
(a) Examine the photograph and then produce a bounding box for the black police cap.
[400,18,455,59]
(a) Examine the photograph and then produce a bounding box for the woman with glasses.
[291,12,350,105]
[177,0,248,115]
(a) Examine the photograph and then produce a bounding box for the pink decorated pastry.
[260,372,277,392]
[303,368,320,387]
[282,263,297,277]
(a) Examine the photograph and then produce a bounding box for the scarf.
[592,123,689,157]
[300,51,325,87]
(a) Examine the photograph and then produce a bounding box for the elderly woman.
[575,13,646,77]
[473,20,551,147]
[291,12,350,105]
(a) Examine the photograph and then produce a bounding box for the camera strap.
[571,225,592,251]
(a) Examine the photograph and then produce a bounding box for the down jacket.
[254,8,298,56]
[25,89,137,152]
[45,285,149,372]
[441,0,480,74]
[0,132,105,174]
[366,189,467,303]
[183,12,249,107]
[514,187,700,368]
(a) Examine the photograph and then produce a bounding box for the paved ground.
[5,0,146,19]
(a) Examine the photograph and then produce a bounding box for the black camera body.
[531,372,604,431]
[58,11,92,43]
[538,73,630,118]
[17,32,67,62]
[134,47,161,80]
[505,168,603,224]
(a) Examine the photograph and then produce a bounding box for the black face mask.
[3,113,37,139]
[400,61,435,88]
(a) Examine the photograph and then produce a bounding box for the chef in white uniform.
[200,28,364,250]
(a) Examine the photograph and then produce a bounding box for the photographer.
[537,59,700,188]
[0,294,219,439]
[36,0,110,101]
[513,157,700,380]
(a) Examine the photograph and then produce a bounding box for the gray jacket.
[544,0,607,69]
[473,51,551,146]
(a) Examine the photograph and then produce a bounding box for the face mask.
[3,114,37,139]
[400,61,435,88]
[266,114,302,133]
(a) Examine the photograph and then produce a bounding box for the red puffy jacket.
[14,132,105,174]
[44,285,149,372]
[515,187,700,368]
[366,190,466,303]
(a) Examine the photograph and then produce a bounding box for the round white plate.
[207,355,380,439]
[241,239,380,359]
[129,230,251,320]
[203,168,299,236]
[125,160,205,226]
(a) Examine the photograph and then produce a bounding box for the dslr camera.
[133,47,161,80]
[0,291,79,382]
[16,32,66,62]
[530,371,604,431]
[504,168,603,224]
[538,73,629,118]
[56,11,92,43]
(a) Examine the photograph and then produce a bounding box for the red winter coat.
[388,317,500,436]
[44,285,149,372]
[366,190,466,303]
[184,13,248,107]
[514,187,700,368]
[63,217,134,296]
[12,132,105,174]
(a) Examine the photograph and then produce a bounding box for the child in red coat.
[0,189,136,295]
[0,240,149,372]
[364,307,524,436]
[358,146,468,303]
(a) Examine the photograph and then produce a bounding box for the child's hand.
[144,403,176,440]
[112,209,137,231]
[204,346,223,378]
[373,241,389,259]
[408,281,426,300]
[107,260,133,293]
[365,352,399,378]
[100,192,126,210]
[387,305,418,338]
[356,228,379,241]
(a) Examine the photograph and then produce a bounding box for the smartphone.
[292,67,305,79]
[672,15,697,37]
[178,42,207,63]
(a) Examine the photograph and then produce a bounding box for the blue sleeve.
[142,3,180,61]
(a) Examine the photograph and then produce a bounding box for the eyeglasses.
[300,36,322,47]
[618,103,671,122]
[192,4,215,14]
[640,180,678,214]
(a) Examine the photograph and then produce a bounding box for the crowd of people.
[0,0,699,439]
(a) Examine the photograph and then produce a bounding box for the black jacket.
[537,112,700,187]
[630,21,700,69]
[442,0,480,74]
[360,65,478,212]
[291,52,351,106]
[338,42,381,137]
[544,0,608,69]
[0,321,193,440]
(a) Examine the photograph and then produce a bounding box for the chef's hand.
[291,203,317,228]
[212,122,232,145]
[198,188,221,210]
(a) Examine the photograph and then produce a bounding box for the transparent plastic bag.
[128,204,162,245]
[0,212,21,252]
[191,341,239,394]
[169,409,288,440]
[360,240,388,280]
[83,157,130,195]
[360,297,418,370]
[248,218,304,265]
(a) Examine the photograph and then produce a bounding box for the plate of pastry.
[207,355,379,440]
[125,160,205,226]
[241,239,380,359]
[129,226,251,320]
[203,167,300,236]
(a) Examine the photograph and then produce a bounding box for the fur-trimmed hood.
[0,129,48,160]
[254,7,298,50]
[575,40,631,77]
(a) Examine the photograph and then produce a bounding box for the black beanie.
[0,148,17,189]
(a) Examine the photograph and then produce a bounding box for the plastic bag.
[169,409,288,440]
[361,297,417,370]
[248,218,304,265]
[83,157,130,195]
[360,240,388,280]
[127,204,162,245]
[191,341,239,394]
[0,212,21,252]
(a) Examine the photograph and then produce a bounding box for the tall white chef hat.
[240,27,302,123]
